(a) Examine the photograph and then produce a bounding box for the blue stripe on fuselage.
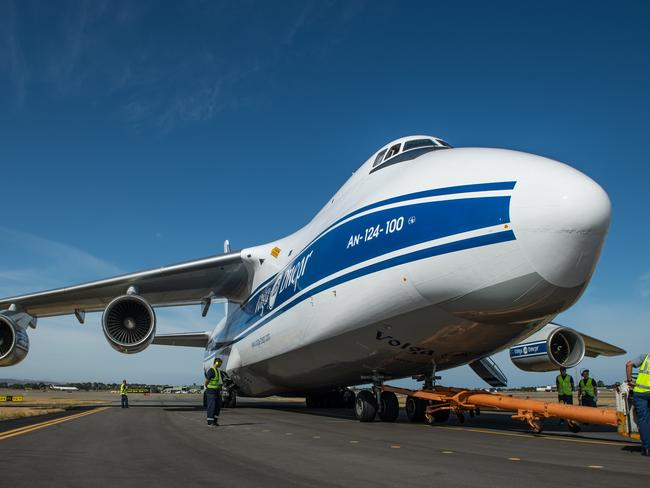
[244,181,517,305]
[211,230,516,351]
[210,190,514,351]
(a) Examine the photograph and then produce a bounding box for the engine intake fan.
[0,312,30,367]
[102,295,156,354]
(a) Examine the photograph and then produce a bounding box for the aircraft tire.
[378,392,399,422]
[355,390,377,422]
[405,396,425,422]
[224,390,237,408]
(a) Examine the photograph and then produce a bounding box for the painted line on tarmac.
[431,425,636,447]
[0,407,109,441]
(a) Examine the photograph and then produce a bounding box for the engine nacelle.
[102,295,156,354]
[510,324,585,372]
[0,312,30,367]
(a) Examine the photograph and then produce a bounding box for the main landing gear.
[355,366,455,424]
[354,371,400,423]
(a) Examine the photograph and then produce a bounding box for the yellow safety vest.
[579,378,595,397]
[556,374,573,396]
[207,366,221,389]
[634,354,650,394]
[120,384,128,395]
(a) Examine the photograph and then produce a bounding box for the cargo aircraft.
[0,136,624,421]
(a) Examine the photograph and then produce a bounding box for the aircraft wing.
[580,332,626,358]
[545,322,625,358]
[0,251,251,318]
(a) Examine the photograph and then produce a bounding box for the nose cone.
[510,157,611,289]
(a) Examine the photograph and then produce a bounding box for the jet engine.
[102,295,156,354]
[0,312,31,367]
[510,324,585,372]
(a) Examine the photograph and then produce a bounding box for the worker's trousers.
[580,395,597,407]
[206,389,221,424]
[634,391,650,450]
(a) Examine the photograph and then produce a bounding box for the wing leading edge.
[0,251,251,318]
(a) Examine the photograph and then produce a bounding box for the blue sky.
[0,1,648,387]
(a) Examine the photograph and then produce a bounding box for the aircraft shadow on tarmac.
[115,400,635,450]
[235,402,634,447]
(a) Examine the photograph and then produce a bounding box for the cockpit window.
[384,143,401,161]
[369,137,452,174]
[373,148,388,167]
[403,139,436,151]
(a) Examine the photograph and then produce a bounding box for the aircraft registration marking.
[346,216,409,249]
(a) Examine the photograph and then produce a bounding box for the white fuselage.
[203,140,610,396]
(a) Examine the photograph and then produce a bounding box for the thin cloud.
[1,2,369,130]
[0,227,122,297]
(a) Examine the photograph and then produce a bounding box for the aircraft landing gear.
[405,396,426,422]
[355,371,399,422]
[355,390,377,422]
[378,391,399,422]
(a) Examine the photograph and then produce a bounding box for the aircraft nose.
[510,157,611,289]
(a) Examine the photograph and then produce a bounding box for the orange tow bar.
[382,385,618,433]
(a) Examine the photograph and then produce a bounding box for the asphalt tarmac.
[1,395,649,487]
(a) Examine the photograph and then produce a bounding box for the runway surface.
[1,395,648,487]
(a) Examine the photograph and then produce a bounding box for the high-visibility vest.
[634,354,650,394]
[120,384,128,395]
[556,374,573,396]
[579,378,595,397]
[207,366,221,389]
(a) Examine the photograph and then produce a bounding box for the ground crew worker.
[556,367,574,404]
[120,379,129,409]
[204,357,223,426]
[626,353,650,456]
[578,369,598,407]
